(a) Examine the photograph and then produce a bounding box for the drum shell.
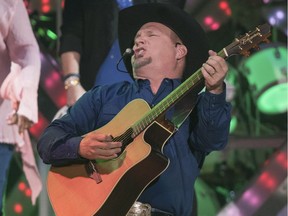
[239,45,287,114]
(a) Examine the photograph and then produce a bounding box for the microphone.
[117,48,134,73]
[123,48,134,56]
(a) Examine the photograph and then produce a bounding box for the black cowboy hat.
[118,3,210,80]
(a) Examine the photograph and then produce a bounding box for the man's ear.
[176,44,188,60]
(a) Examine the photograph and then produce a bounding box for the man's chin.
[132,58,151,70]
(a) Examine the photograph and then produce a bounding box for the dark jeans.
[0,143,14,215]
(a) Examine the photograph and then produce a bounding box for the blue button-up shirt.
[38,78,231,215]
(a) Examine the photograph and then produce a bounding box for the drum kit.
[224,43,287,135]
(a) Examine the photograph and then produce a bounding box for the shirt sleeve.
[37,87,103,166]
[59,0,83,55]
[189,84,232,152]
[5,0,40,123]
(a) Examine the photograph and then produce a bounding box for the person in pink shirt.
[0,0,42,215]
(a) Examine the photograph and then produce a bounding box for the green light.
[46,29,57,40]
[37,28,45,37]
[39,15,52,22]
[229,115,237,133]
[257,82,288,114]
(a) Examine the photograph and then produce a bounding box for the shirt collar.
[135,78,182,89]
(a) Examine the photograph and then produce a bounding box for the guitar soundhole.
[113,127,134,154]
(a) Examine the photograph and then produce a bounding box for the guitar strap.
[170,90,198,129]
[171,79,204,129]
[171,80,207,169]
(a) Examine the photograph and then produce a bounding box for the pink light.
[204,16,214,26]
[275,152,288,169]
[25,188,32,197]
[44,78,54,88]
[18,182,26,191]
[57,93,67,107]
[42,0,50,4]
[242,189,261,206]
[51,71,61,81]
[44,71,61,88]
[225,8,232,16]
[259,172,269,181]
[219,1,229,10]
[211,22,220,30]
[218,1,232,17]
[42,5,51,13]
[29,113,50,139]
[242,189,253,200]
[265,178,277,190]
[14,203,23,214]
[258,171,277,190]
[203,17,220,31]
[249,194,261,206]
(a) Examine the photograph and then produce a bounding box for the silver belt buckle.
[126,201,152,216]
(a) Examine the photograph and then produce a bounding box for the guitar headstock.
[224,23,271,58]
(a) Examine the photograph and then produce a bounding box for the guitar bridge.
[85,161,102,184]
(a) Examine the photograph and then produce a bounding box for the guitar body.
[47,99,174,216]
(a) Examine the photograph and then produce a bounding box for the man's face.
[131,22,180,75]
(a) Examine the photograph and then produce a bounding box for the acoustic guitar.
[47,23,271,216]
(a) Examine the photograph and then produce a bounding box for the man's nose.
[134,37,145,47]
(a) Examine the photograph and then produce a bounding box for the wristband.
[64,77,80,89]
[62,73,80,82]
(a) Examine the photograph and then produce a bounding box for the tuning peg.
[241,50,251,57]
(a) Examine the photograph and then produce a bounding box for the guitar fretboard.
[131,49,229,138]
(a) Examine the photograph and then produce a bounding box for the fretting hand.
[201,50,228,94]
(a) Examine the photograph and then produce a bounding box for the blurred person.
[59,0,120,106]
[0,0,42,215]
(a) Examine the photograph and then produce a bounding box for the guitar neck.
[131,49,228,138]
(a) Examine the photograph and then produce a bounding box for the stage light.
[46,29,57,40]
[229,116,238,133]
[240,44,287,114]
[262,4,287,36]
[218,0,232,16]
[41,0,51,13]
[13,203,23,214]
[225,64,238,133]
[41,4,50,13]
[203,16,221,31]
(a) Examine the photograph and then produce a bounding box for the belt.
[127,202,173,216]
